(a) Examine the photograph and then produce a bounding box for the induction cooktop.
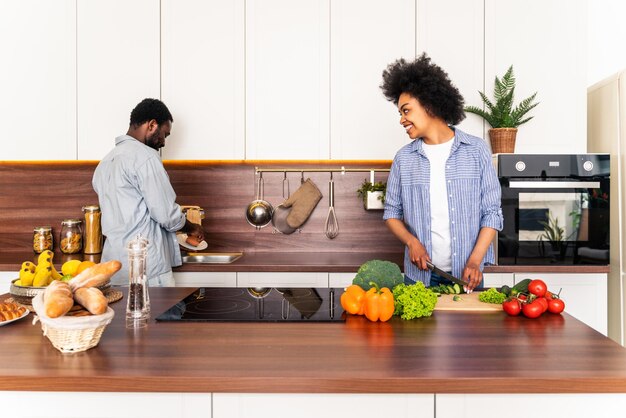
[156,287,346,322]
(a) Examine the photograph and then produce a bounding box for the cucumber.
[453,283,461,294]
[513,279,531,293]
[446,285,455,294]
[500,285,512,297]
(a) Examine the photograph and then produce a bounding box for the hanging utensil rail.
[255,167,389,174]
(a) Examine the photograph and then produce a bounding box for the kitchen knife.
[425,261,473,292]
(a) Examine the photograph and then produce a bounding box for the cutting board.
[434,291,502,312]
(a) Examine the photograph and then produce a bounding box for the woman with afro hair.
[380,54,503,292]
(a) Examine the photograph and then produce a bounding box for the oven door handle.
[508,181,601,189]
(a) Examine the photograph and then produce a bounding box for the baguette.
[73,287,108,315]
[69,260,121,291]
[43,280,74,318]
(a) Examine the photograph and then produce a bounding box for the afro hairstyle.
[380,53,465,126]
[129,98,174,128]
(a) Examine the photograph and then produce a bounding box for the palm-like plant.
[465,66,539,128]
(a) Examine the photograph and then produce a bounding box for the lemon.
[61,259,82,277]
[76,260,96,275]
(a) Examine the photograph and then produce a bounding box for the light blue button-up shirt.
[93,135,186,285]
[383,128,503,285]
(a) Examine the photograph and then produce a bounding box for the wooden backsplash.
[0,161,402,255]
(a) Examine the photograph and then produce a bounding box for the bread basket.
[31,293,115,353]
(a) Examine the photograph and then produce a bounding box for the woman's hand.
[407,238,430,270]
[462,261,482,292]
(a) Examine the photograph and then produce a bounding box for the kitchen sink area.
[182,252,244,264]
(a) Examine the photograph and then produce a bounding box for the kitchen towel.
[281,179,322,228]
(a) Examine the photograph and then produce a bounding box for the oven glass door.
[499,180,609,265]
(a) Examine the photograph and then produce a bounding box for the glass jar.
[82,205,103,254]
[33,226,53,254]
[60,219,83,254]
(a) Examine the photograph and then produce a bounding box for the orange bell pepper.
[363,282,395,322]
[341,284,366,315]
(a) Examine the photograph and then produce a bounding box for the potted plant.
[464,65,539,153]
[356,179,386,210]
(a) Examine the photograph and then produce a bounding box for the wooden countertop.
[1,287,626,394]
[0,251,610,274]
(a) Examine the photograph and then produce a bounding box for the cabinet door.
[417,0,484,140]
[77,0,160,160]
[214,393,434,418]
[0,272,16,295]
[237,272,328,288]
[330,0,415,160]
[514,273,607,335]
[485,0,586,153]
[245,0,330,159]
[1,0,76,160]
[173,272,237,287]
[161,0,245,160]
[329,272,355,288]
[483,273,514,288]
[2,392,210,418]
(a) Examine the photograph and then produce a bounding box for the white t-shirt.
[422,138,454,271]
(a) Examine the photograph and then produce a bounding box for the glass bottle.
[59,219,83,254]
[82,205,103,254]
[126,234,150,328]
[33,226,53,254]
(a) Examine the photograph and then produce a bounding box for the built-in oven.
[497,154,610,265]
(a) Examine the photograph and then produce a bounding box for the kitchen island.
[2,287,626,417]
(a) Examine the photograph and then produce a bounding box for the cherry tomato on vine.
[528,279,547,297]
[545,290,554,301]
[502,299,522,316]
[548,298,565,314]
[522,300,544,319]
[535,297,548,313]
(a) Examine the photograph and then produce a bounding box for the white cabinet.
[0,271,16,295]
[514,273,607,335]
[417,0,485,140]
[484,0,587,153]
[161,0,245,160]
[213,393,434,418]
[173,272,237,288]
[330,0,415,160]
[237,272,328,288]
[1,392,210,418]
[437,393,626,418]
[329,272,355,288]
[0,0,76,160]
[77,0,160,160]
[483,273,514,288]
[245,0,330,159]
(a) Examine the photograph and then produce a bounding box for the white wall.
[587,0,626,86]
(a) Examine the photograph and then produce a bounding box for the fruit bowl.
[10,278,111,307]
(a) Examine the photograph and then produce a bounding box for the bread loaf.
[43,280,74,318]
[69,260,121,291]
[73,287,108,315]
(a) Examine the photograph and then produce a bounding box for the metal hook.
[300,171,305,184]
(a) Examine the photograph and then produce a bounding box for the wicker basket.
[31,293,115,353]
[488,128,518,154]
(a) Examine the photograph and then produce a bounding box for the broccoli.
[352,260,404,291]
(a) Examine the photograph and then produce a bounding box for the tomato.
[522,300,544,318]
[548,298,565,314]
[535,297,548,313]
[528,279,547,297]
[518,293,528,302]
[544,290,554,301]
[502,299,521,316]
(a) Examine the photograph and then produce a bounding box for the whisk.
[324,172,339,239]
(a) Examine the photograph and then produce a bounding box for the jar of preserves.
[82,205,103,254]
[33,226,53,254]
[60,219,83,254]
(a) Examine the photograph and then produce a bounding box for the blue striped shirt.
[383,128,503,285]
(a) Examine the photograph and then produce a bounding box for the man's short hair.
[129,98,173,127]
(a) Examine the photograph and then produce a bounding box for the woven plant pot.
[488,128,518,154]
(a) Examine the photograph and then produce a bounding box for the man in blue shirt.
[93,98,205,286]
[380,54,503,291]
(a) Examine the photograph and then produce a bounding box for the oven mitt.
[281,179,322,229]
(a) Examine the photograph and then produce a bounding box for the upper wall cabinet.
[418,0,485,141]
[77,0,160,160]
[1,0,76,160]
[161,0,245,160]
[245,0,330,160]
[330,0,416,160]
[484,0,587,153]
